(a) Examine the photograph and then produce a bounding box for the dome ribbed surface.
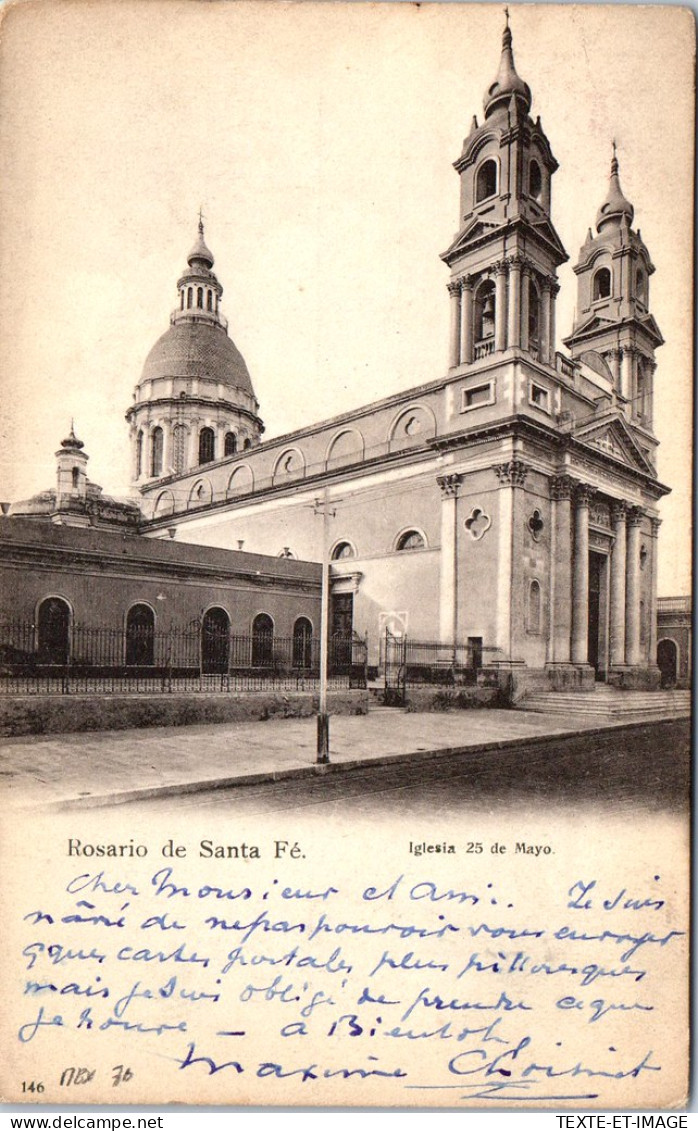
[140,321,254,395]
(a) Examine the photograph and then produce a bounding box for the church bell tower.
[442,16,568,368]
[563,145,663,439]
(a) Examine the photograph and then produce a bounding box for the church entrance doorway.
[588,551,608,679]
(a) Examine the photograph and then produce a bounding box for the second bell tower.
[442,17,568,368]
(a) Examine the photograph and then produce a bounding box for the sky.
[0,1,693,594]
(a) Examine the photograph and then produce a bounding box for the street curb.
[48,713,690,811]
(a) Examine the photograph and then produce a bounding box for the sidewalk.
[1,702,689,810]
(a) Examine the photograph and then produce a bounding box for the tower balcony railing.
[473,338,495,360]
[171,307,229,332]
[657,596,691,614]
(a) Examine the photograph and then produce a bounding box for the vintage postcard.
[0,0,693,1113]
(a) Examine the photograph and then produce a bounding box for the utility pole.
[313,486,337,763]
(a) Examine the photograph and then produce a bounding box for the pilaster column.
[507,256,522,349]
[549,474,575,663]
[494,262,508,352]
[571,483,595,664]
[625,506,644,666]
[436,473,463,646]
[607,348,622,394]
[494,460,529,660]
[460,276,474,365]
[609,500,627,666]
[161,423,172,476]
[620,346,635,404]
[646,360,656,428]
[549,281,559,365]
[520,265,530,352]
[189,421,200,469]
[541,281,553,365]
[448,281,462,369]
[648,516,661,666]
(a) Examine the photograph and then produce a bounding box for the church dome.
[140,319,254,396]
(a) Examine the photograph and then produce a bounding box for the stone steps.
[521,689,691,719]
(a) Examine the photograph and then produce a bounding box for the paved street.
[57,719,691,818]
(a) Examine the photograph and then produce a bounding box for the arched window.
[125,604,155,667]
[593,267,612,300]
[474,280,496,342]
[197,287,204,309]
[396,530,426,552]
[37,597,71,665]
[475,159,497,203]
[136,430,143,478]
[252,613,274,667]
[172,425,187,474]
[528,280,540,352]
[657,639,678,688]
[199,427,215,465]
[151,427,163,477]
[636,268,647,305]
[293,617,313,669]
[331,541,356,560]
[224,432,237,456]
[187,287,193,309]
[243,438,252,450]
[180,291,185,310]
[207,290,213,312]
[201,607,230,674]
[528,580,542,633]
[71,467,80,489]
[529,159,542,200]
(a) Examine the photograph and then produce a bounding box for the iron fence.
[381,630,502,703]
[0,621,367,695]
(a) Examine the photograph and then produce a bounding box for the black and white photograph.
[0,1,693,1115]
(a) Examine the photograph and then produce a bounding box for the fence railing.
[0,621,367,695]
[380,630,502,702]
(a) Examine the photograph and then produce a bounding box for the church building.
[128,21,667,689]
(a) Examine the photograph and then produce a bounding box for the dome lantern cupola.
[483,13,532,119]
[126,217,264,487]
[596,142,635,233]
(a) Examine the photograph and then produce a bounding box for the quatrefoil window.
[528,509,544,541]
[465,507,491,541]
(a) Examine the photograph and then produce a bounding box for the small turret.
[56,422,88,503]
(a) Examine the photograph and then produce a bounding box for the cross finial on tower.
[504,6,510,28]
[611,138,619,176]
[198,206,205,235]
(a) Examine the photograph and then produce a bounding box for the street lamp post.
[314,487,335,763]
